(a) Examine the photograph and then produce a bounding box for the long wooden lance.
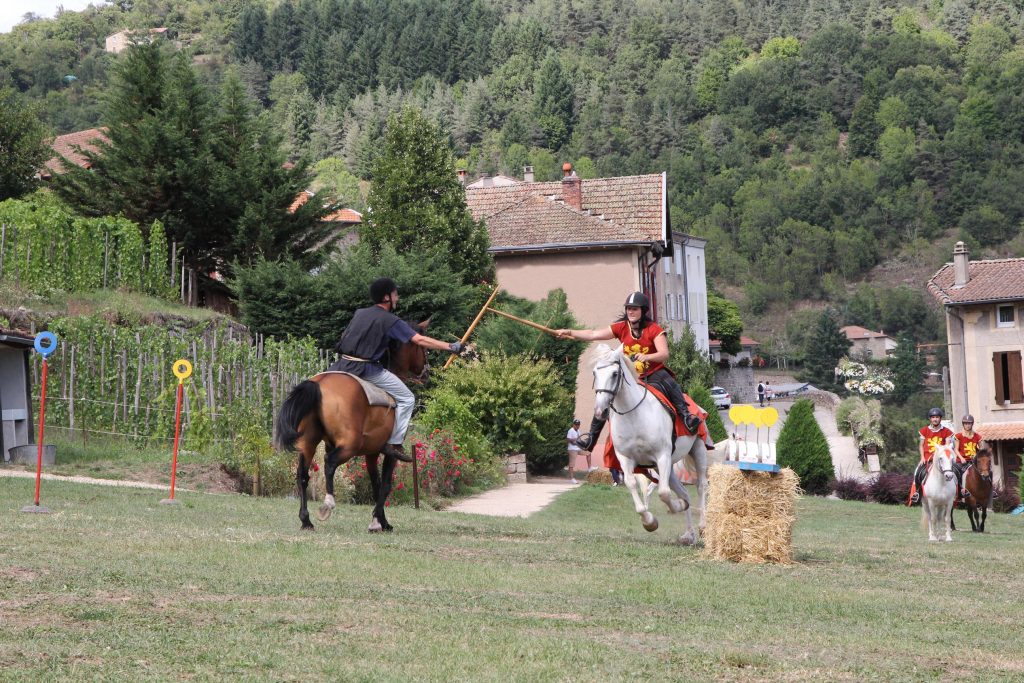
[484,307,561,337]
[443,286,501,369]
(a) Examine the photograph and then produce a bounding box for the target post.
[162,359,193,504]
[22,332,58,514]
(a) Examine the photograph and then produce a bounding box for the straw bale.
[704,463,799,564]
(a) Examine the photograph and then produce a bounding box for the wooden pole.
[442,286,501,369]
[484,307,561,337]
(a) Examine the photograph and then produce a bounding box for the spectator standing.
[757,381,766,407]
[567,418,583,484]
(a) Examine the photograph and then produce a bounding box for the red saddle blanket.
[602,386,709,474]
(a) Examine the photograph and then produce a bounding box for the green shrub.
[417,387,495,464]
[687,382,728,442]
[225,423,294,496]
[434,352,572,473]
[776,399,834,495]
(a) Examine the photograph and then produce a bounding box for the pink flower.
[454,470,461,477]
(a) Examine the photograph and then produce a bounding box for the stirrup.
[910,492,920,504]
[576,433,594,452]
[683,413,701,433]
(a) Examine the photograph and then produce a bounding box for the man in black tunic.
[331,278,463,462]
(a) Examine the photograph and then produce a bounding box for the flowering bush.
[337,427,504,508]
[837,357,895,395]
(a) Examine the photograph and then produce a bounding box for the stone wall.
[714,366,756,405]
[503,453,527,483]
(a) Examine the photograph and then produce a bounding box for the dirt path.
[1,468,181,492]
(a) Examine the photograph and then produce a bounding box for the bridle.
[594,357,647,415]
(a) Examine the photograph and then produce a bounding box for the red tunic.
[610,320,666,378]
[954,431,982,463]
[919,426,953,462]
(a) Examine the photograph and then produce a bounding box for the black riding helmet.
[928,407,944,418]
[624,291,649,310]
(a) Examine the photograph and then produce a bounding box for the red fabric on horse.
[602,382,709,475]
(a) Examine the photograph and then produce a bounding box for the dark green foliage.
[801,311,851,388]
[776,399,834,495]
[708,294,743,355]
[472,289,582,392]
[364,107,494,286]
[53,44,333,281]
[887,332,926,404]
[665,326,716,392]
[233,243,477,349]
[685,383,727,443]
[0,87,50,200]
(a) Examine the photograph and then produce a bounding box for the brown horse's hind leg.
[297,447,315,530]
[318,443,358,522]
[366,454,395,533]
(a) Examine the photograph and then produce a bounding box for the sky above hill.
[1,0,106,34]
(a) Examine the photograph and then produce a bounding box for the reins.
[594,358,648,415]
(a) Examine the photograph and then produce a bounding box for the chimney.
[457,168,466,185]
[523,165,534,183]
[561,163,582,210]
[953,241,970,288]
[480,172,493,188]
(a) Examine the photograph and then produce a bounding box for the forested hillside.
[4,0,1024,350]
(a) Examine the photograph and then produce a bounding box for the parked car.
[710,386,731,410]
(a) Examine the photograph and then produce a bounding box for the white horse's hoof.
[679,531,697,546]
[641,511,658,532]
[368,518,383,533]
[316,504,333,522]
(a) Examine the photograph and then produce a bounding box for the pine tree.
[364,107,494,285]
[888,332,925,404]
[233,3,268,68]
[801,311,851,388]
[532,51,574,149]
[776,398,834,495]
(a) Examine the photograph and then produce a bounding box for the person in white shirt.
[567,418,584,484]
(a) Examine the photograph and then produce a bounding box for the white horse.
[591,344,713,545]
[922,442,957,542]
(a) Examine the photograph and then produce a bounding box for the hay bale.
[704,463,799,564]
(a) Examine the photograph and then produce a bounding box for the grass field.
[2,477,1022,682]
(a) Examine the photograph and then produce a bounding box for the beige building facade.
[929,242,1024,490]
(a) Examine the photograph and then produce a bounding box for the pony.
[591,344,714,545]
[921,442,957,542]
[274,321,429,532]
[954,442,993,533]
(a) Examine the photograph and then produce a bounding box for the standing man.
[331,277,463,462]
[908,407,954,504]
[757,380,766,407]
[953,415,983,501]
[567,418,583,484]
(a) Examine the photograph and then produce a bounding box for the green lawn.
[1,478,1022,682]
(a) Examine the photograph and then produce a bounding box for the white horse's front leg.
[657,456,686,514]
[943,499,954,542]
[620,459,657,532]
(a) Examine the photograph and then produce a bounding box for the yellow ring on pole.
[172,359,193,382]
[761,407,779,427]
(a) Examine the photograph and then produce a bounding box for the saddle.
[318,371,396,408]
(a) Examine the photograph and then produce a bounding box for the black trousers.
[644,368,690,418]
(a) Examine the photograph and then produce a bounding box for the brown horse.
[955,443,994,533]
[274,324,428,532]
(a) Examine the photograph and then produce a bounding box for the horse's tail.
[274,380,322,452]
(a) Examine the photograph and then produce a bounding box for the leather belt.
[341,354,372,363]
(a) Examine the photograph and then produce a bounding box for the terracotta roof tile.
[288,192,361,223]
[841,325,889,339]
[974,422,1024,441]
[709,336,760,347]
[928,258,1024,305]
[44,127,108,176]
[465,173,665,249]
[485,194,638,249]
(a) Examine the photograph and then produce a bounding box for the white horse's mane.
[591,343,638,380]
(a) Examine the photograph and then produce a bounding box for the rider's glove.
[449,341,464,354]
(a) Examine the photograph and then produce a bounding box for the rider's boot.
[910,461,925,504]
[575,417,607,452]
[673,399,702,436]
[381,443,414,463]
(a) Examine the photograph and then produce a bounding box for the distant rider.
[330,277,463,462]
[908,407,954,504]
[953,415,983,501]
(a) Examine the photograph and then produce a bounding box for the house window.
[663,250,671,274]
[665,293,673,320]
[993,351,1024,405]
[674,244,683,276]
[997,305,1015,328]
[677,293,685,322]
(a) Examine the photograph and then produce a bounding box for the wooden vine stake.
[161,359,193,505]
[22,333,58,514]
